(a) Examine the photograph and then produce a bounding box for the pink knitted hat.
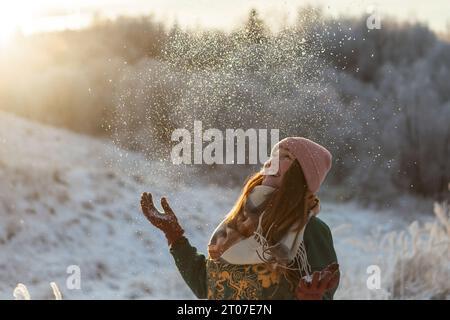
[273,137,332,193]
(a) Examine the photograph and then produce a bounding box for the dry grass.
[336,196,449,300]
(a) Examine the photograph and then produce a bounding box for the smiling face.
[261,146,295,188]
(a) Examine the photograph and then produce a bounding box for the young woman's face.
[261,146,295,188]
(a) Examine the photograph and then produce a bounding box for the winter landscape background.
[0,3,449,299]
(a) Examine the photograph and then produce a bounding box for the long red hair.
[224,159,314,290]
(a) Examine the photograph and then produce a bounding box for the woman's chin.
[261,177,279,188]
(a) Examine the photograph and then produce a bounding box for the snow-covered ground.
[0,111,448,299]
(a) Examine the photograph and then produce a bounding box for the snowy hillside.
[0,111,448,299]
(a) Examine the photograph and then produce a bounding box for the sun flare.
[0,1,38,45]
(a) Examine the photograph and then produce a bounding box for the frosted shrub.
[12,282,62,300]
[379,200,450,299]
[336,198,449,300]
[13,284,30,300]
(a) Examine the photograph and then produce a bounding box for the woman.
[140,137,340,300]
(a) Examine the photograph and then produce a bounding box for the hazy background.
[1,0,450,37]
[1,1,449,206]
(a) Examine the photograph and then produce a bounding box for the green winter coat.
[169,216,338,300]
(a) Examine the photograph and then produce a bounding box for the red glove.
[140,192,185,246]
[296,262,340,300]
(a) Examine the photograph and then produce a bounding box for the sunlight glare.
[0,1,38,45]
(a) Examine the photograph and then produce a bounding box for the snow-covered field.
[0,111,448,299]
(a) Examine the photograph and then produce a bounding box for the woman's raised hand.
[140,192,185,246]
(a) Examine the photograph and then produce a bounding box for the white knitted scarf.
[208,185,314,276]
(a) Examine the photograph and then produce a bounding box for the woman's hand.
[296,262,340,300]
[140,192,185,246]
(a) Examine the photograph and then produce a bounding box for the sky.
[0,0,449,43]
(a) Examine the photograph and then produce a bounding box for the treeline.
[0,8,448,204]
